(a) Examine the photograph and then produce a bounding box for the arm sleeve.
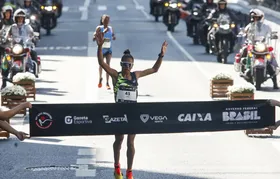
[27,25,34,36]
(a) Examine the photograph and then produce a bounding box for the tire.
[46,29,51,35]
[205,43,210,53]
[222,40,228,64]
[255,68,264,90]
[155,16,159,22]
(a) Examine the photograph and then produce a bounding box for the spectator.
[0,102,31,141]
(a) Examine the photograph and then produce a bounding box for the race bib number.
[102,38,111,49]
[116,86,137,102]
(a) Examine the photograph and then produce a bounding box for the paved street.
[1,0,280,178]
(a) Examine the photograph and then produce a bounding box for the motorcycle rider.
[23,0,38,14]
[149,0,169,15]
[9,9,38,73]
[238,9,258,72]
[243,9,279,89]
[0,5,14,89]
[206,0,239,53]
[186,0,204,37]
[200,0,217,44]
[0,5,14,29]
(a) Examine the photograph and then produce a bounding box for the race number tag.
[116,86,137,102]
[102,38,111,49]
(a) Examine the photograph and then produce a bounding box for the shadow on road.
[41,69,56,72]
[36,79,58,84]
[0,139,210,179]
[36,87,67,96]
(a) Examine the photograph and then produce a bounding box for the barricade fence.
[29,100,275,137]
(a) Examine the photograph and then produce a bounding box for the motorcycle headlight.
[193,12,198,15]
[255,43,266,52]
[230,23,235,28]
[164,2,169,6]
[177,3,182,7]
[220,24,230,29]
[45,6,53,11]
[213,23,218,28]
[30,15,36,20]
[169,3,177,8]
[12,44,23,55]
[53,6,57,10]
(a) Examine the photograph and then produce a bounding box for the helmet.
[249,9,257,22]
[2,5,13,13]
[217,0,227,9]
[251,8,264,22]
[13,8,26,22]
[218,0,227,5]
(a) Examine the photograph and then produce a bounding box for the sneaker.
[114,164,123,179]
[98,78,103,88]
[126,170,134,179]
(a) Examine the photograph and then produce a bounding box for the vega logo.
[140,114,168,123]
[222,111,261,121]
[178,113,212,122]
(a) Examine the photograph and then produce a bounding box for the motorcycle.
[53,0,63,18]
[198,8,216,46]
[163,1,182,32]
[25,11,41,40]
[151,0,166,22]
[4,35,41,80]
[234,33,278,90]
[40,0,57,35]
[207,15,235,63]
[189,3,203,44]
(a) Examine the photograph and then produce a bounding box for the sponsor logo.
[140,114,168,123]
[64,116,92,124]
[103,114,128,123]
[178,113,212,122]
[35,112,53,129]
[222,107,261,124]
[222,111,260,121]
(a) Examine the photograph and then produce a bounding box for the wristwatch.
[158,53,164,58]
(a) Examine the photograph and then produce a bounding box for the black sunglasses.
[120,62,133,68]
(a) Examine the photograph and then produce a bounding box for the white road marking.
[62,6,69,12]
[76,148,96,177]
[81,0,91,20]
[35,46,88,50]
[166,31,210,78]
[132,0,151,19]
[75,170,96,177]
[79,6,87,11]
[116,5,127,11]
[76,158,96,164]
[136,5,145,10]
[97,5,107,11]
[78,149,96,155]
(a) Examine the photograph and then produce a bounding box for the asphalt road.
[1,0,280,178]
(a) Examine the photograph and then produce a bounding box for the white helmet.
[2,5,13,13]
[13,9,26,22]
[251,8,264,23]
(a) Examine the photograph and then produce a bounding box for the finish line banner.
[29,100,275,137]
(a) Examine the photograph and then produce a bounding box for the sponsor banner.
[29,100,275,137]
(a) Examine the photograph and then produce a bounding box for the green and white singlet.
[114,72,138,103]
